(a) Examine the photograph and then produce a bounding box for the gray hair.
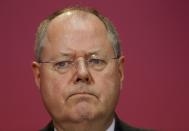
[35,7,121,62]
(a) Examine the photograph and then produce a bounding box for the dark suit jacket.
[40,115,153,131]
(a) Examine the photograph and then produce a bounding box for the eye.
[88,58,106,65]
[54,61,72,69]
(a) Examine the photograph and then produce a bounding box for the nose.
[74,59,92,84]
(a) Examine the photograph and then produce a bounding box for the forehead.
[49,10,105,30]
[42,11,114,58]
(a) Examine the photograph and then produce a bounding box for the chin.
[72,102,98,121]
[51,98,105,123]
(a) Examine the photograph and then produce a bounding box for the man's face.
[32,12,124,123]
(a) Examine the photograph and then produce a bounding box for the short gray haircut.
[35,7,121,62]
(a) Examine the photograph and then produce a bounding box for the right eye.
[54,61,72,69]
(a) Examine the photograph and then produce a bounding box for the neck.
[53,114,114,131]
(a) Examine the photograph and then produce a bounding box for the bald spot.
[46,10,109,45]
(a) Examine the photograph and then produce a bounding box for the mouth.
[66,92,98,101]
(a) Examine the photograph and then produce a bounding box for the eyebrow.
[88,49,108,55]
[44,52,73,61]
[88,52,100,56]
[59,52,74,57]
[59,49,105,56]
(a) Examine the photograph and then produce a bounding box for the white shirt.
[54,118,115,131]
[106,118,115,131]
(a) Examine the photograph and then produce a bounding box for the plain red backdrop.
[1,0,189,130]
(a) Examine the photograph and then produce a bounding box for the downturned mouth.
[70,92,95,97]
[67,92,98,101]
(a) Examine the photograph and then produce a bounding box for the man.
[32,7,152,131]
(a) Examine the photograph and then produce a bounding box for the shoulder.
[40,121,54,131]
[115,115,154,131]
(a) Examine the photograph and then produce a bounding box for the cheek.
[93,67,121,103]
[40,71,70,102]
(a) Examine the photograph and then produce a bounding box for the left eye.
[88,59,105,65]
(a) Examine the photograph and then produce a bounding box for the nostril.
[76,77,89,83]
[76,78,81,82]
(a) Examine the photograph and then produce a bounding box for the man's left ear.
[118,56,125,85]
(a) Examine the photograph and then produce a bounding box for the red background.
[1,0,189,130]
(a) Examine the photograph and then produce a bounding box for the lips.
[70,92,94,97]
[66,91,98,101]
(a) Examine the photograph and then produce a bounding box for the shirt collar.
[107,118,115,131]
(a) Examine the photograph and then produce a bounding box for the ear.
[32,61,41,90]
[118,56,125,89]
